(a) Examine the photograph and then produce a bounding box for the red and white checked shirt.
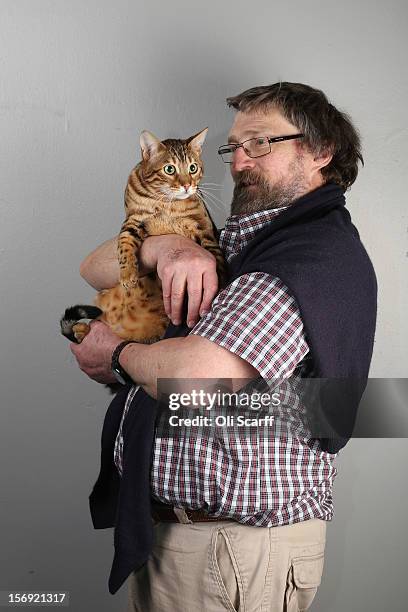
[114,207,338,526]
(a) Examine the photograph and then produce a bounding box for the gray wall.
[1,1,407,610]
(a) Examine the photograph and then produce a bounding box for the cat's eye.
[189,163,199,174]
[163,164,176,175]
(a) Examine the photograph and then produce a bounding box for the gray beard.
[230,157,307,216]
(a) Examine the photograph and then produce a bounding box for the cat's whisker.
[198,186,221,199]
[198,188,227,209]
[153,193,170,205]
[198,194,219,214]
[160,189,178,203]
[155,188,174,202]
[205,197,227,215]
[199,185,223,191]
[199,183,224,194]
[197,188,226,213]
[197,186,215,196]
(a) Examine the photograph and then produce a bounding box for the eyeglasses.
[218,134,304,163]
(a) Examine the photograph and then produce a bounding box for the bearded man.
[70,82,377,611]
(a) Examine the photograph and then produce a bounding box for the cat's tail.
[60,305,103,342]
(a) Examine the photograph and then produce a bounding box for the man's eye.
[255,137,267,145]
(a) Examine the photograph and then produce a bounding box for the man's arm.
[79,236,120,290]
[79,234,219,328]
[71,271,309,399]
[120,334,259,398]
[70,320,259,397]
[79,235,170,290]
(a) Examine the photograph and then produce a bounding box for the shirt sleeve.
[190,272,309,380]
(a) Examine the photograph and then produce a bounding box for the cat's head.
[138,128,208,200]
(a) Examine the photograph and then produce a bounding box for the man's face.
[228,107,317,215]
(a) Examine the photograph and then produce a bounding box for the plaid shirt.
[114,208,338,526]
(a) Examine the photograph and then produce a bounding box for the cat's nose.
[183,184,191,192]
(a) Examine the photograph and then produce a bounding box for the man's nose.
[231,146,256,173]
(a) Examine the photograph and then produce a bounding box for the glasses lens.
[218,145,234,163]
[244,137,271,158]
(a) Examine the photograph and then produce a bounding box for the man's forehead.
[228,108,293,142]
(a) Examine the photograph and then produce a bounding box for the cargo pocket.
[211,528,242,612]
[285,551,324,611]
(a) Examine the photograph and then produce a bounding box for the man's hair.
[226,82,363,191]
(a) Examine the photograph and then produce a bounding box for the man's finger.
[70,342,79,356]
[161,272,173,318]
[170,274,187,325]
[186,274,204,328]
[200,270,219,316]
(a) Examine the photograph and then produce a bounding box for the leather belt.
[151,501,233,524]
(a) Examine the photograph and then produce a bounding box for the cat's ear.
[187,127,208,153]
[140,130,166,161]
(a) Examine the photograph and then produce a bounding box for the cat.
[60,128,226,346]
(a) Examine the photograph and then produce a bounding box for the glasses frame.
[218,133,305,163]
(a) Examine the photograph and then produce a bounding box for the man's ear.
[313,147,334,171]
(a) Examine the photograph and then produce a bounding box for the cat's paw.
[72,321,91,343]
[121,273,139,293]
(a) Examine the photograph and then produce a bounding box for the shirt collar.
[220,207,289,260]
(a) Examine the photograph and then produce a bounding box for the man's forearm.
[79,236,119,290]
[118,335,259,399]
[79,235,162,290]
[119,337,189,398]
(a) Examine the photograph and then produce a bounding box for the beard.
[230,153,308,216]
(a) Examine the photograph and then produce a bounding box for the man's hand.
[70,320,122,384]
[80,234,220,328]
[153,235,219,328]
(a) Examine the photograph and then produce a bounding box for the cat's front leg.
[118,218,148,293]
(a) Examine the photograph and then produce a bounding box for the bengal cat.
[60,128,226,345]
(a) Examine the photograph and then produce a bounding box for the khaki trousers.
[126,516,326,612]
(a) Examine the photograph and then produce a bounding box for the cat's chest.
[128,200,201,222]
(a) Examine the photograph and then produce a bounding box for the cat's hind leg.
[71,321,91,343]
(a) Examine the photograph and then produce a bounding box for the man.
[71,82,377,611]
